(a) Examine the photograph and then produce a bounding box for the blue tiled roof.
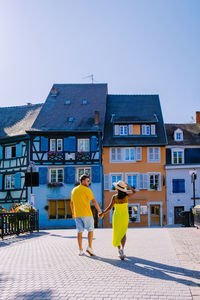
[103,94,167,146]
[31,84,108,132]
[0,104,42,138]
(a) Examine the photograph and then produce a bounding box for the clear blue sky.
[0,0,199,123]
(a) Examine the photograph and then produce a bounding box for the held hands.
[98,212,104,219]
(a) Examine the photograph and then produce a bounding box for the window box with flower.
[47,182,64,188]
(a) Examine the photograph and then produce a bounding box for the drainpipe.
[98,130,103,228]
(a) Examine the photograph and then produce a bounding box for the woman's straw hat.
[113,180,131,193]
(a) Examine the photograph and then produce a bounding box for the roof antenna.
[82,74,95,83]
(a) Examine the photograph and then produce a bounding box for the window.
[125,148,135,161]
[50,139,63,151]
[173,179,185,193]
[174,129,183,141]
[82,99,87,104]
[5,146,16,159]
[172,150,184,164]
[76,167,91,181]
[128,204,140,222]
[141,125,150,135]
[77,139,90,152]
[139,174,148,190]
[120,125,128,136]
[126,173,138,190]
[48,199,72,219]
[148,147,160,162]
[57,139,62,151]
[141,124,156,135]
[49,168,64,183]
[111,174,123,191]
[110,147,139,163]
[5,174,15,189]
[148,173,161,190]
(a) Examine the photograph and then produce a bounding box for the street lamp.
[189,169,197,207]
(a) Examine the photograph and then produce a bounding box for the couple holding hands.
[71,174,135,260]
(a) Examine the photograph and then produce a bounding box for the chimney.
[196,111,200,124]
[94,111,100,125]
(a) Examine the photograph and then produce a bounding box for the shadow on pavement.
[49,233,96,240]
[85,255,200,287]
[16,289,53,300]
[0,231,49,248]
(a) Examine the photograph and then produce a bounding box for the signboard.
[140,205,148,215]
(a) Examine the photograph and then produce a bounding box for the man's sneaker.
[86,246,95,256]
[79,250,84,256]
[118,249,125,260]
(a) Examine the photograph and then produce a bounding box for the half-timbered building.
[28,84,107,228]
[0,104,42,208]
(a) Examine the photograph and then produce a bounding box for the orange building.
[102,95,167,227]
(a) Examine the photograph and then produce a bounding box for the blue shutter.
[64,137,76,152]
[0,146,3,159]
[92,166,100,183]
[39,167,48,184]
[179,179,185,193]
[14,173,21,189]
[173,179,179,193]
[64,167,75,183]
[16,143,23,157]
[91,136,98,151]
[0,174,2,190]
[41,137,48,151]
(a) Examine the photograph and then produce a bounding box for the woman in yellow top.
[99,181,135,260]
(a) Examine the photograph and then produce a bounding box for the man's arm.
[70,200,75,219]
[91,198,102,214]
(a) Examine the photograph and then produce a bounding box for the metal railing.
[0,211,39,239]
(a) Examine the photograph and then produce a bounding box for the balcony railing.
[0,211,39,239]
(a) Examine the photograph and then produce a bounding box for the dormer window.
[68,117,74,122]
[174,129,183,141]
[141,124,156,135]
[120,125,128,135]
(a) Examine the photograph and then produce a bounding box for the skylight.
[82,99,87,104]
[65,100,71,105]
[68,117,74,122]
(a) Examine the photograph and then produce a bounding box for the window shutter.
[39,167,48,184]
[64,137,76,152]
[111,148,116,161]
[64,167,75,184]
[136,147,142,161]
[0,146,3,159]
[143,174,148,189]
[91,136,98,152]
[141,125,146,135]
[16,143,23,157]
[151,124,156,135]
[155,148,160,161]
[128,125,133,135]
[0,174,2,190]
[92,166,100,183]
[104,174,110,190]
[179,179,185,193]
[114,125,120,136]
[41,137,48,151]
[139,174,144,189]
[14,173,21,189]
[148,148,154,161]
[117,148,121,160]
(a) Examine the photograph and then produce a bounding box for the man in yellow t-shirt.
[71,174,101,256]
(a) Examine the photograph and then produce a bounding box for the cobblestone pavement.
[0,227,200,300]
